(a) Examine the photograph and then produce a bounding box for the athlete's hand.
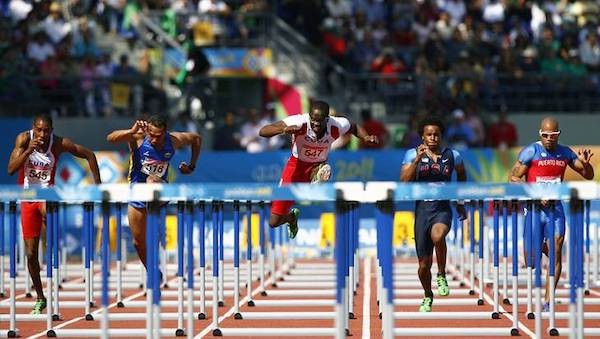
[416,144,428,160]
[130,120,148,134]
[456,204,467,221]
[577,148,594,164]
[178,162,195,174]
[362,135,379,145]
[26,136,44,153]
[283,125,301,135]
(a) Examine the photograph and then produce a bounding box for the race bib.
[141,160,169,177]
[26,168,51,184]
[301,145,328,162]
[536,176,561,184]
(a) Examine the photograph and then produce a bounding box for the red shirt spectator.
[487,110,518,149]
[359,109,388,149]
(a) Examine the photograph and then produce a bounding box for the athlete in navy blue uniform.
[510,117,593,309]
[401,116,467,312]
[107,116,202,268]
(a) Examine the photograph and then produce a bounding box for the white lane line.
[449,265,536,339]
[27,290,146,338]
[361,257,371,339]
[195,276,275,339]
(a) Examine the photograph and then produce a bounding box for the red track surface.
[2,258,600,338]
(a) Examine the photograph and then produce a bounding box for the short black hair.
[310,100,330,115]
[33,114,53,128]
[418,116,444,135]
[147,115,168,130]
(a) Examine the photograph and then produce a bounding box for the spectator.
[27,32,55,64]
[240,108,268,152]
[580,31,600,71]
[42,2,71,44]
[445,108,475,150]
[214,111,241,150]
[487,108,517,149]
[79,55,97,117]
[359,108,388,149]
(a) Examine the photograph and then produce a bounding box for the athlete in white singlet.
[259,100,378,238]
[7,114,101,314]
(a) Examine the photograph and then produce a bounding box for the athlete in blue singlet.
[510,117,593,309]
[401,116,468,312]
[107,115,202,269]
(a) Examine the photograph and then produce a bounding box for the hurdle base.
[0,293,4,298]
[7,329,19,338]
[260,291,268,296]
[58,285,63,290]
[116,301,125,308]
[459,282,465,287]
[477,299,484,306]
[379,312,382,320]
[510,328,519,336]
[138,283,144,289]
[175,329,185,337]
[349,312,355,319]
[527,312,534,320]
[47,329,56,337]
[247,300,255,307]
[234,312,243,319]
[25,293,32,298]
[89,302,95,308]
[502,298,511,305]
[585,290,590,296]
[212,328,223,336]
[345,329,350,336]
[52,313,62,321]
[549,328,559,336]
[469,290,475,295]
[218,301,225,307]
[85,314,94,321]
[491,312,500,319]
[198,313,206,320]
[271,283,278,288]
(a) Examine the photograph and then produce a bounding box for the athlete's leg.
[418,255,433,296]
[21,202,46,302]
[544,235,564,303]
[431,223,450,275]
[128,205,148,267]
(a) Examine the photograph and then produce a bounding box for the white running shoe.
[311,163,331,183]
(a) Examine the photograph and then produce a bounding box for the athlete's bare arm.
[106,120,146,149]
[348,122,378,145]
[259,121,300,138]
[58,137,102,184]
[509,161,528,182]
[400,145,427,182]
[569,148,594,180]
[170,132,202,174]
[7,132,39,175]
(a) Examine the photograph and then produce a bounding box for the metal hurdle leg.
[468,202,476,295]
[258,202,266,296]
[197,201,206,320]
[0,202,4,299]
[176,201,185,335]
[100,198,111,339]
[245,201,254,305]
[533,202,543,338]
[185,201,195,338]
[218,201,225,307]
[585,200,591,295]
[548,202,558,335]
[46,202,55,335]
[510,200,520,336]
[477,200,484,306]
[52,202,60,321]
[232,201,241,319]
[115,203,124,307]
[7,201,19,338]
[211,201,222,336]
[525,201,534,319]
[492,201,500,318]
[502,201,510,305]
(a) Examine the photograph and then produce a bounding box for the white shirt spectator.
[580,34,600,68]
[43,16,72,44]
[27,39,55,62]
[437,0,466,25]
[483,1,505,23]
[9,0,32,23]
[326,0,352,18]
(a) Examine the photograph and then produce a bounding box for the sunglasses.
[539,129,561,138]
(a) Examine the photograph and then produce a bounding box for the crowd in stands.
[279,0,600,112]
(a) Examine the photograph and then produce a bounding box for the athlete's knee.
[418,258,432,271]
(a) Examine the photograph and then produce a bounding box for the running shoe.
[543,302,550,312]
[288,208,300,239]
[436,274,450,296]
[311,163,332,183]
[419,296,433,312]
[31,298,47,315]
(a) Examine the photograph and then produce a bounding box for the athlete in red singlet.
[509,117,593,309]
[259,100,378,239]
[7,114,101,314]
